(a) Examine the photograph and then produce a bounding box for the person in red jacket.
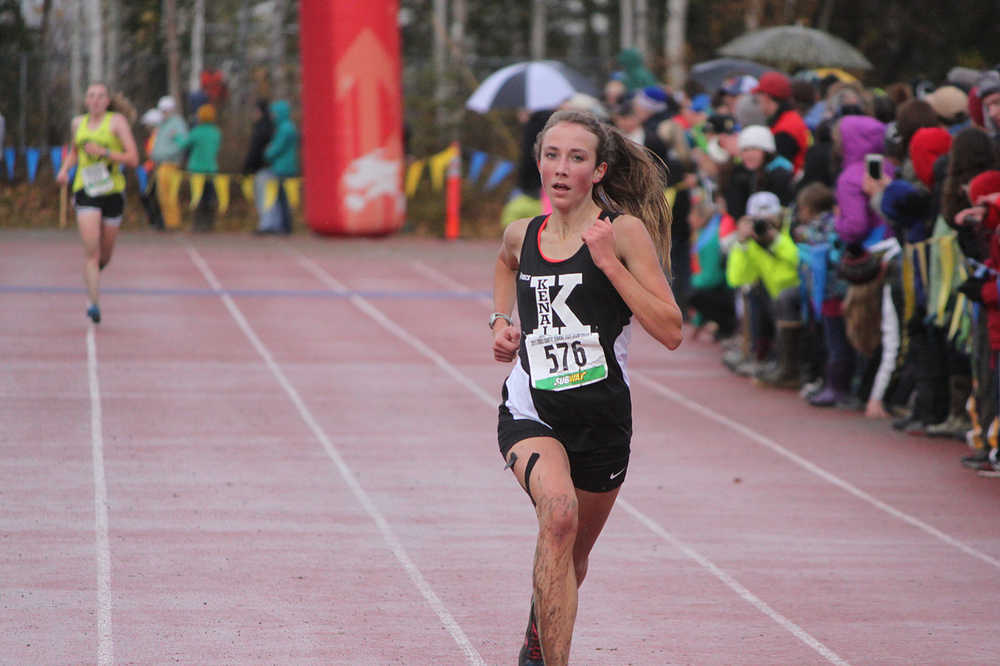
[753,71,810,174]
[956,170,1000,471]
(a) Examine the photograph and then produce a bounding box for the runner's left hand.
[582,218,617,271]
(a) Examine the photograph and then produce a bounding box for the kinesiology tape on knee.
[523,452,540,506]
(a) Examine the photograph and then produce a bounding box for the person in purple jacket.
[834,114,894,248]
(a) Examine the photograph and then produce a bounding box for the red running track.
[2,229,999,665]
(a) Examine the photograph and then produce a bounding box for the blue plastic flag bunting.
[4,147,15,179]
[484,160,514,191]
[467,151,488,183]
[25,148,40,183]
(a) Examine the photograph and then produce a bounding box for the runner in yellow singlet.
[56,83,139,324]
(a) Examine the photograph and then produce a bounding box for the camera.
[752,218,771,237]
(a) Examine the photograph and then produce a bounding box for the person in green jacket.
[175,104,221,231]
[264,100,300,234]
[726,191,804,388]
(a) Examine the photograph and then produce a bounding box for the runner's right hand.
[493,325,520,363]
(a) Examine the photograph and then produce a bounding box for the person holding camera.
[724,191,803,386]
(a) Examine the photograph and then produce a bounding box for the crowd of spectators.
[503,50,1000,475]
[137,69,300,234]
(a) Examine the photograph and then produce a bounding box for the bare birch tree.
[164,0,180,104]
[633,0,647,61]
[189,0,205,94]
[106,0,120,90]
[70,0,82,114]
[270,0,289,99]
[746,0,762,31]
[619,0,633,50]
[83,0,102,82]
[531,0,547,60]
[665,0,689,88]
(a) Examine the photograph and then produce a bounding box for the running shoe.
[518,599,544,666]
[86,304,101,324]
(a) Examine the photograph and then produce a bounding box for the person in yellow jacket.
[725,191,804,387]
[56,82,139,324]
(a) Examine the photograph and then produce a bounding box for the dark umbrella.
[466,60,600,113]
[689,58,775,92]
[718,25,872,71]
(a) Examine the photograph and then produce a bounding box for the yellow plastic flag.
[935,235,955,324]
[901,244,915,325]
[214,175,230,214]
[264,179,280,211]
[429,145,458,191]
[284,178,301,209]
[189,173,206,210]
[240,176,255,206]
[405,159,425,198]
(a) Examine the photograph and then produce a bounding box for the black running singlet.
[501,213,634,441]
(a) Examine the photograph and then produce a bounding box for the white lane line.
[416,259,1000,571]
[305,251,846,665]
[185,247,485,666]
[297,254,497,408]
[631,370,1000,571]
[87,326,114,666]
[618,500,849,665]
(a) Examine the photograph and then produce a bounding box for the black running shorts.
[74,190,125,221]
[498,411,631,493]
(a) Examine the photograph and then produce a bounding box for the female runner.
[491,109,683,665]
[56,82,139,323]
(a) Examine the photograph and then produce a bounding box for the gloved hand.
[957,277,987,303]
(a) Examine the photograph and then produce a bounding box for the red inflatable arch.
[299,1,405,235]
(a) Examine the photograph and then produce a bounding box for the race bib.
[81,162,114,197]
[525,330,607,391]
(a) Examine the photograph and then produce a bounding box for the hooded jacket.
[616,49,658,91]
[834,115,894,245]
[265,100,300,177]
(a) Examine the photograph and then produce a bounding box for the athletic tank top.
[72,113,126,195]
[503,213,633,429]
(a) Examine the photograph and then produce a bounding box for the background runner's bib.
[80,163,114,197]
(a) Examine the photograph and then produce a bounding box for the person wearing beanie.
[174,103,221,231]
[977,74,1000,145]
[138,108,164,230]
[908,126,953,190]
[752,71,810,173]
[723,125,794,222]
[150,95,189,229]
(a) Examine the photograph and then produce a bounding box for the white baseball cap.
[140,108,163,126]
[157,96,176,112]
[746,191,782,218]
[738,125,776,153]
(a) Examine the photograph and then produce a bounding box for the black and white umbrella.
[466,60,600,113]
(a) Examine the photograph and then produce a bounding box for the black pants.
[688,285,736,337]
[194,180,217,231]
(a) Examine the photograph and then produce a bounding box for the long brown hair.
[86,82,138,124]
[534,109,673,273]
[941,127,999,225]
